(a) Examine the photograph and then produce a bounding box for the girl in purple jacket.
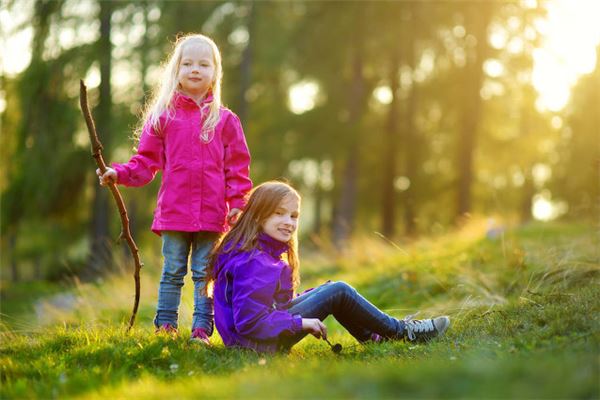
[211,181,449,353]
[97,34,252,344]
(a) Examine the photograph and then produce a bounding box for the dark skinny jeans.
[278,281,406,350]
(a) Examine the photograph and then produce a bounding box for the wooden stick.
[79,80,143,331]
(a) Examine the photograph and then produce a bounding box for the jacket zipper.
[224,272,230,304]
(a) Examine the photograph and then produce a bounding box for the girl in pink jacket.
[97,34,252,345]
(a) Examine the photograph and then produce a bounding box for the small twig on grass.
[80,80,143,331]
[526,290,574,298]
[373,232,409,255]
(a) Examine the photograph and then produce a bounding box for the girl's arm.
[231,257,303,340]
[112,122,165,187]
[274,265,294,305]
[222,113,252,211]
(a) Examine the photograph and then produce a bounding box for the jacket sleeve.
[222,113,252,211]
[231,256,303,340]
[113,121,165,187]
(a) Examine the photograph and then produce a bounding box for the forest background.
[1,0,598,282]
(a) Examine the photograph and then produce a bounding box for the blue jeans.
[278,281,406,350]
[154,231,218,333]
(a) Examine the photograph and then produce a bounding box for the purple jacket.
[213,233,303,352]
[113,92,252,235]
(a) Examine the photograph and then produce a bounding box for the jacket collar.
[257,232,289,259]
[172,91,214,108]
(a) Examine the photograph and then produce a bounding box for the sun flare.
[532,0,600,112]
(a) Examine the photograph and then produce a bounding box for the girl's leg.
[279,281,405,349]
[154,231,191,329]
[190,231,219,334]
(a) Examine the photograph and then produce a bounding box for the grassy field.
[1,220,599,399]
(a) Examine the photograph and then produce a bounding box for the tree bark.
[88,0,113,274]
[332,39,366,248]
[456,4,493,221]
[333,144,359,247]
[520,171,534,222]
[313,159,324,235]
[403,5,419,236]
[9,231,18,282]
[238,1,256,125]
[381,51,400,238]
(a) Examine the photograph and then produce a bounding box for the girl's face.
[177,42,215,100]
[261,194,300,243]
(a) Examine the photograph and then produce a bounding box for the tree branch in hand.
[80,80,143,331]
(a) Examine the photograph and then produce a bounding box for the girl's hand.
[302,318,327,339]
[227,208,242,225]
[97,167,117,186]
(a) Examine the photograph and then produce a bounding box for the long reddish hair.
[209,181,301,290]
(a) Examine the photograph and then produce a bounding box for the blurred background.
[1,0,598,283]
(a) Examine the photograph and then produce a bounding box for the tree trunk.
[333,144,359,247]
[238,1,256,124]
[456,4,493,221]
[520,171,534,222]
[332,23,366,248]
[381,51,400,238]
[88,0,113,274]
[403,7,419,236]
[9,231,18,282]
[124,0,152,249]
[313,159,324,235]
[518,89,534,223]
[34,256,42,280]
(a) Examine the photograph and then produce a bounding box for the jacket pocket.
[205,138,224,169]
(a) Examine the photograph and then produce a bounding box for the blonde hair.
[138,33,223,141]
[210,181,301,291]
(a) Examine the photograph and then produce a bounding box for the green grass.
[1,221,599,399]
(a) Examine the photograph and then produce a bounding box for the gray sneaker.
[402,313,450,342]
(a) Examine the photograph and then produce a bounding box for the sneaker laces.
[402,312,435,341]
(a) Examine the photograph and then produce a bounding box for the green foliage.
[1,222,598,398]
[1,1,597,280]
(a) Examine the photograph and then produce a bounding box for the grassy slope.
[1,221,598,399]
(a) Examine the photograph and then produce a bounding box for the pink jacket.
[113,92,252,235]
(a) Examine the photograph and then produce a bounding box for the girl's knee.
[330,281,355,295]
[161,267,186,284]
[191,266,208,281]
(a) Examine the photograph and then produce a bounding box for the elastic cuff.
[112,163,124,184]
[228,198,246,211]
[291,314,303,333]
[396,319,406,339]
